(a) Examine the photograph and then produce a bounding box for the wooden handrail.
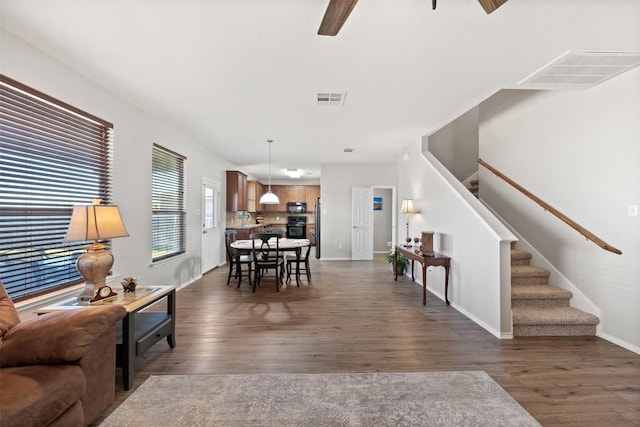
[477,158,622,255]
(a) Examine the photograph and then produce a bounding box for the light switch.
[629,204,638,217]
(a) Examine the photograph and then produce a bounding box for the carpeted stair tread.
[511,249,532,266]
[512,265,549,277]
[511,285,572,300]
[511,265,550,285]
[512,306,600,326]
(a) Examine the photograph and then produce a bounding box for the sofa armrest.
[0,305,126,367]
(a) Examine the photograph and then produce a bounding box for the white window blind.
[152,144,186,262]
[0,75,113,300]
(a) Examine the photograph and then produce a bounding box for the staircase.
[467,179,479,198]
[511,243,600,336]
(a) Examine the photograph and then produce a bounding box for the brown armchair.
[0,281,126,427]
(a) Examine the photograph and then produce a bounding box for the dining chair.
[224,230,253,288]
[286,244,311,286]
[250,232,284,291]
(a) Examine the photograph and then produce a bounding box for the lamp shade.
[401,199,416,214]
[259,190,280,205]
[64,203,129,242]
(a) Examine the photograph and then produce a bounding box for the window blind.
[152,144,186,262]
[0,75,113,300]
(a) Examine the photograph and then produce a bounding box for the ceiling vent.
[317,92,346,106]
[516,51,640,90]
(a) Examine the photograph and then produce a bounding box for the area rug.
[100,371,540,426]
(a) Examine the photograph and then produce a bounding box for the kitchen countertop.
[226,224,264,229]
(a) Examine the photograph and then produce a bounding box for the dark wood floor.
[99,254,640,426]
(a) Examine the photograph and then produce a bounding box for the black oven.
[286,202,307,213]
[286,216,307,238]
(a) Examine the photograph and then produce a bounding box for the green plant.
[386,250,408,272]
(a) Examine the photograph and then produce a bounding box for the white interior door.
[202,178,221,273]
[351,186,373,260]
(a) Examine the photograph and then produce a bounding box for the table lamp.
[63,199,129,301]
[401,199,417,246]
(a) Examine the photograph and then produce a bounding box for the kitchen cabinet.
[263,184,281,213]
[256,184,321,213]
[247,180,265,213]
[287,185,306,203]
[305,185,320,211]
[226,171,247,212]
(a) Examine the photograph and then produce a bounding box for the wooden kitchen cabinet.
[257,184,321,213]
[247,180,265,213]
[305,185,320,211]
[287,185,306,203]
[263,185,284,212]
[226,170,247,212]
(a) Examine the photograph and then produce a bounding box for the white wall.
[320,163,397,259]
[1,30,234,291]
[479,69,640,352]
[398,142,516,337]
[427,106,479,182]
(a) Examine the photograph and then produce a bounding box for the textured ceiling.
[1,0,639,181]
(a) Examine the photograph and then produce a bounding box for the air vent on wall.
[317,92,346,106]
[516,51,640,90]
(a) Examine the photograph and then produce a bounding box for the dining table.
[230,238,311,285]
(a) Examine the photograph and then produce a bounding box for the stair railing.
[477,158,622,255]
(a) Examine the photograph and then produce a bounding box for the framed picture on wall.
[373,197,382,211]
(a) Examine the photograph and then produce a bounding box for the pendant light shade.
[259,139,280,205]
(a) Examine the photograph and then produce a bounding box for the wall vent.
[344,148,354,153]
[317,92,346,106]
[516,51,640,90]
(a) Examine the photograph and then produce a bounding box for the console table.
[35,285,176,390]
[394,246,451,306]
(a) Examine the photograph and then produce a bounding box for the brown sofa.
[0,282,126,427]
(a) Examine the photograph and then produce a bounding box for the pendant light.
[259,139,280,205]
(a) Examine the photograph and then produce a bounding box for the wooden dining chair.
[250,232,284,291]
[224,230,253,288]
[286,244,312,286]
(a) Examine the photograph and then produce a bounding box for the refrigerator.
[313,197,321,258]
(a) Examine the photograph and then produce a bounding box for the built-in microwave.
[286,202,307,213]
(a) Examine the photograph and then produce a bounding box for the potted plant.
[386,250,408,274]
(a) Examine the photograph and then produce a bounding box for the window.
[0,75,113,300]
[152,144,186,262]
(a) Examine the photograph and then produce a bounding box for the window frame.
[151,143,186,263]
[0,74,114,301]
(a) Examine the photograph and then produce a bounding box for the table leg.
[122,312,135,390]
[422,261,427,306]
[167,289,176,348]
[295,248,301,286]
[444,261,450,305]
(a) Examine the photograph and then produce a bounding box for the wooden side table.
[394,245,451,306]
[35,285,176,390]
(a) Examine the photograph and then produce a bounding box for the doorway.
[201,177,221,273]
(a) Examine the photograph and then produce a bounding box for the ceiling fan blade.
[477,0,508,14]
[318,0,358,36]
